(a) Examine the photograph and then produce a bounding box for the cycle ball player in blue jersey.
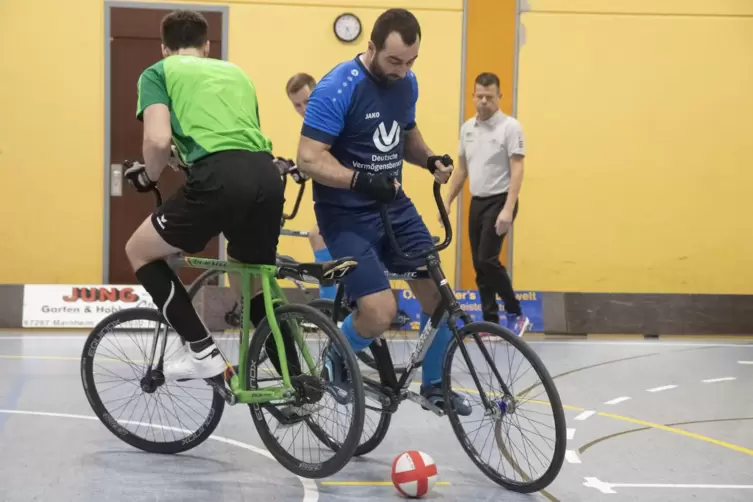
[296,8,472,415]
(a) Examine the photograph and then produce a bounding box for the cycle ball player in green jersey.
[124,10,288,382]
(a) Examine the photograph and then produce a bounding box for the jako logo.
[373,121,400,153]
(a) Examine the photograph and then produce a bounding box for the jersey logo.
[365,112,380,120]
[373,121,400,153]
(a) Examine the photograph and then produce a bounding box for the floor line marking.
[739,361,753,365]
[604,397,631,405]
[597,411,753,456]
[584,476,753,494]
[0,409,319,502]
[574,410,596,421]
[702,377,736,383]
[565,450,581,464]
[646,385,678,393]
[567,428,576,440]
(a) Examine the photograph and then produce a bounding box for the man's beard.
[369,58,402,84]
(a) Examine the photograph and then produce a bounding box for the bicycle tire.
[246,303,365,478]
[81,308,225,454]
[442,321,567,493]
[307,298,392,457]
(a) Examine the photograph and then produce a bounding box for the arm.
[296,136,354,189]
[142,104,172,181]
[403,126,434,168]
[502,155,524,215]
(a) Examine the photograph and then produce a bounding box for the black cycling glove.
[350,171,398,204]
[124,162,156,193]
[426,154,454,174]
[274,157,308,184]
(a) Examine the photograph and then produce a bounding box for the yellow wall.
[0,0,104,283]
[514,0,753,294]
[0,0,462,285]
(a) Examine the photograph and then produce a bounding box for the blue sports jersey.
[301,55,418,209]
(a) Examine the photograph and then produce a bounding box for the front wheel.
[246,304,365,478]
[81,308,225,454]
[443,322,566,493]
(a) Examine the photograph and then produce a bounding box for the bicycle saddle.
[277,257,358,286]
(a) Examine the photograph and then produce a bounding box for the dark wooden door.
[108,7,223,284]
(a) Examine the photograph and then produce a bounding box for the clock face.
[334,13,361,42]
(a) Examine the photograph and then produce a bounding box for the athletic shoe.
[321,344,352,405]
[420,383,473,416]
[163,344,226,381]
[506,314,532,337]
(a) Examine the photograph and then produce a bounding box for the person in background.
[285,72,337,301]
[442,72,531,336]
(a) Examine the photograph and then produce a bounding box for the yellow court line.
[321,481,451,486]
[598,412,753,456]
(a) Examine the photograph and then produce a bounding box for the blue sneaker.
[420,383,473,416]
[321,344,351,405]
[506,314,532,336]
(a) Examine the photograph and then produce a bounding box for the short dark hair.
[370,8,421,51]
[286,73,317,95]
[161,10,208,51]
[475,72,501,90]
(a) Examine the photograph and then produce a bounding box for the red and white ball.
[391,450,438,498]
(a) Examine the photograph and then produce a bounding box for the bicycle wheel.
[81,308,225,454]
[307,298,392,456]
[443,321,566,493]
[246,304,365,478]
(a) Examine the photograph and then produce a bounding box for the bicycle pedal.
[207,375,236,405]
[405,391,445,417]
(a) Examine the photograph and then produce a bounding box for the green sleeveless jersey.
[136,55,272,164]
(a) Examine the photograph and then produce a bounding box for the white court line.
[702,377,736,383]
[0,409,318,502]
[738,361,753,365]
[604,397,631,405]
[584,476,753,494]
[574,410,596,421]
[567,428,576,440]
[565,450,581,464]
[646,385,678,393]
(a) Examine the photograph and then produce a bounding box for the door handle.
[111,163,122,196]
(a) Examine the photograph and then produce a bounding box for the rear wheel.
[81,308,225,454]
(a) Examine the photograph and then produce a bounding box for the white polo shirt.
[459,110,525,197]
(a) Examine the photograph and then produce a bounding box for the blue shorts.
[315,195,434,301]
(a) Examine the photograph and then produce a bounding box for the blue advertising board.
[395,289,543,332]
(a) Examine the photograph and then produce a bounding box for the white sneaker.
[163,344,227,381]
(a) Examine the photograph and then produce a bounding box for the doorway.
[104,3,228,284]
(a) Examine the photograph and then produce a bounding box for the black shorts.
[152,150,284,265]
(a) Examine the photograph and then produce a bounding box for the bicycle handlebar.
[380,181,452,262]
[281,174,306,222]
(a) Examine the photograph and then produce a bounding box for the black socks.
[135,260,211,346]
[248,293,302,377]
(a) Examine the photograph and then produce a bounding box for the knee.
[477,255,503,274]
[358,299,396,335]
[125,234,144,270]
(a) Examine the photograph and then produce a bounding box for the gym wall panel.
[0,0,105,284]
[513,1,753,294]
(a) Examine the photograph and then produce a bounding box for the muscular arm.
[142,104,172,181]
[443,153,468,207]
[296,136,354,189]
[403,126,434,168]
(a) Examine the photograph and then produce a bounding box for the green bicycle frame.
[180,256,317,404]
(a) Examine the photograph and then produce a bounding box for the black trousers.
[468,193,521,323]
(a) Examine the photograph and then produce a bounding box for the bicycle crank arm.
[405,391,445,417]
[206,375,237,405]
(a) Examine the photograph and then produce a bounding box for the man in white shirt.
[443,72,531,335]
